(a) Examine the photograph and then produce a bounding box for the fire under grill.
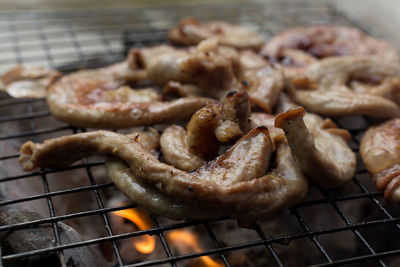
[1,1,400,266]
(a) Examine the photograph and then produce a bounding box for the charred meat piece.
[0,65,61,98]
[288,56,400,119]
[186,91,251,159]
[168,18,264,50]
[360,118,400,202]
[137,38,241,99]
[275,107,356,187]
[240,64,284,113]
[250,112,286,149]
[261,25,399,61]
[262,48,318,80]
[19,127,308,221]
[160,125,206,172]
[138,39,284,112]
[47,54,215,129]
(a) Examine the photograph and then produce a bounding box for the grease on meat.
[288,56,400,119]
[168,18,264,50]
[47,54,215,129]
[186,91,251,159]
[0,65,61,98]
[136,39,284,112]
[261,25,399,61]
[360,119,400,202]
[19,127,308,221]
[275,107,356,187]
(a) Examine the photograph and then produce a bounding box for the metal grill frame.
[0,1,400,266]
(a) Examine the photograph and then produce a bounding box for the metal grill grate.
[0,1,400,266]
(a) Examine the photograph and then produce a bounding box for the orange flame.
[167,229,224,267]
[112,207,156,254]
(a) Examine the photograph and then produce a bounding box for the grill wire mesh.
[0,1,400,266]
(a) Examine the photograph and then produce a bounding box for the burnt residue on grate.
[1,1,400,267]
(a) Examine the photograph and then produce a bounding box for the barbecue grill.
[1,1,400,266]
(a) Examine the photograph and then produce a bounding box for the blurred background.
[0,0,399,50]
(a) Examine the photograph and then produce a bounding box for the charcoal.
[0,205,101,267]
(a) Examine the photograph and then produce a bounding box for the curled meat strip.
[275,107,356,187]
[0,65,61,98]
[240,60,284,113]
[47,58,215,128]
[288,56,400,119]
[160,91,250,171]
[262,25,399,61]
[19,127,308,220]
[250,113,285,147]
[168,18,264,50]
[263,49,318,80]
[360,119,400,202]
[186,91,251,159]
[160,125,206,171]
[140,39,284,112]
[138,38,241,99]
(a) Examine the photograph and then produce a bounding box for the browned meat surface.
[261,25,399,61]
[19,128,308,221]
[273,91,300,114]
[160,125,206,171]
[360,119,400,202]
[106,156,228,220]
[47,57,215,129]
[186,91,251,159]
[236,50,285,112]
[288,56,400,119]
[168,18,264,50]
[275,107,356,187]
[139,38,240,100]
[127,128,160,157]
[239,50,270,70]
[240,64,284,113]
[140,39,283,112]
[0,65,61,98]
[249,113,285,148]
[263,48,318,80]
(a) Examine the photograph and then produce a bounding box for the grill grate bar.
[34,15,55,68]
[0,125,72,141]
[6,14,22,64]
[0,182,114,207]
[0,110,50,123]
[353,178,400,230]
[0,161,104,183]
[27,101,67,267]
[310,249,400,267]
[317,185,386,266]
[3,215,400,263]
[203,223,232,267]
[253,222,284,267]
[0,154,19,161]
[41,174,67,267]
[62,16,88,67]
[0,203,136,232]
[291,208,332,263]
[293,190,383,208]
[0,35,122,54]
[339,118,400,232]
[149,215,177,267]
[90,12,120,61]
[79,127,124,266]
[0,98,44,107]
